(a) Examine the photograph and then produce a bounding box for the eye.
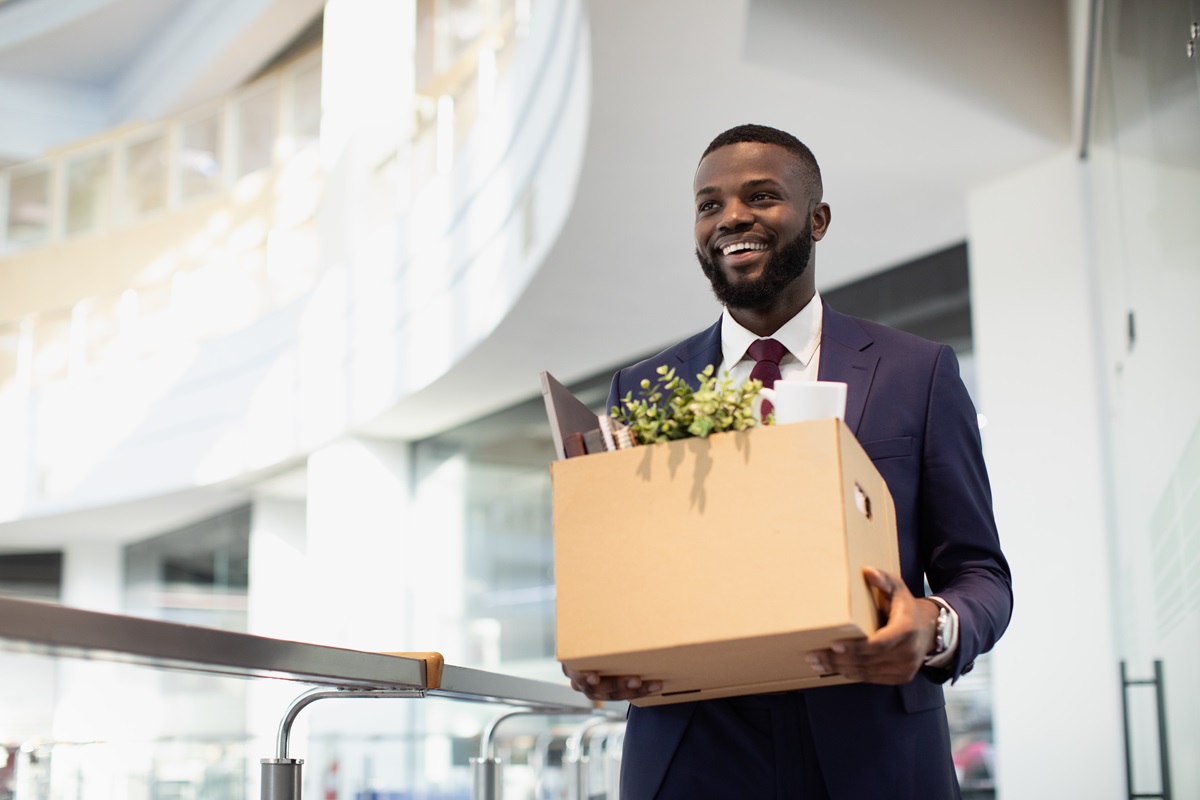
[697,200,718,214]
[750,192,775,202]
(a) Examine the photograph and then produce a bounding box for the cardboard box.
[552,418,899,706]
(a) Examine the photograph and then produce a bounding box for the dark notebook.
[539,371,603,461]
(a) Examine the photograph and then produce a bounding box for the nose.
[718,199,753,231]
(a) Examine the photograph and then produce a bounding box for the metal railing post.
[470,752,503,800]
[261,758,304,800]
[471,709,538,800]
[470,707,616,800]
[602,726,624,799]
[260,687,425,800]
[563,715,618,800]
[530,725,564,800]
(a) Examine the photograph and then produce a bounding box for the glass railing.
[0,0,533,402]
[0,595,622,800]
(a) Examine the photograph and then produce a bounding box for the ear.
[810,202,832,241]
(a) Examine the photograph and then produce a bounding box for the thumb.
[863,566,898,614]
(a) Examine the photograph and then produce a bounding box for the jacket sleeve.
[919,344,1013,681]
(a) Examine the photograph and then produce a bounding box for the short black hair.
[700,124,823,199]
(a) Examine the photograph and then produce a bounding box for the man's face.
[693,142,822,311]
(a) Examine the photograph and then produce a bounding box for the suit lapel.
[817,302,878,436]
[672,318,723,383]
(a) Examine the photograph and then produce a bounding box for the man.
[561,125,1012,799]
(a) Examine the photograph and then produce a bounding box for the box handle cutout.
[854,483,872,520]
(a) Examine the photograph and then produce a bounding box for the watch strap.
[923,595,959,667]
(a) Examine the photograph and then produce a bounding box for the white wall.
[968,152,1126,798]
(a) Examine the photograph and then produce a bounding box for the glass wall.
[412,372,611,673]
[1088,0,1200,795]
[0,642,611,800]
[123,505,251,630]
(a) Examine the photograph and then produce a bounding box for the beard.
[696,224,813,312]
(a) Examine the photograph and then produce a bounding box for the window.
[235,83,280,178]
[291,58,323,151]
[122,131,169,220]
[4,165,52,247]
[180,113,222,200]
[0,552,62,601]
[124,506,251,630]
[64,149,112,236]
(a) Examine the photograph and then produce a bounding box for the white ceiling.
[0,0,185,85]
[0,0,324,162]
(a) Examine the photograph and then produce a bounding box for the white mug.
[754,380,848,425]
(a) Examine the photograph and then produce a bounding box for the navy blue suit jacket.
[606,303,1012,799]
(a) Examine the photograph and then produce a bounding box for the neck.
[728,281,815,337]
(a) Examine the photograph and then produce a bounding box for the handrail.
[0,594,627,800]
[0,595,590,711]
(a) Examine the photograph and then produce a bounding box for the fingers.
[830,641,923,684]
[863,566,913,616]
[562,666,663,702]
[805,638,923,685]
[805,650,835,676]
[803,570,928,685]
[862,565,894,593]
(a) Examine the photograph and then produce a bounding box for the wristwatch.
[924,596,958,665]
[931,605,950,656]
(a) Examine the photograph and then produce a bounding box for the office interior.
[0,0,1196,797]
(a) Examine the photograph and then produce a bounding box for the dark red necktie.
[748,338,788,418]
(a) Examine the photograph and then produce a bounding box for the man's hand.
[804,566,940,685]
[562,663,662,702]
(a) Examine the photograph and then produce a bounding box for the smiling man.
[694,130,824,331]
[561,125,1013,799]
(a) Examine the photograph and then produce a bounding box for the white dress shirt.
[717,292,823,385]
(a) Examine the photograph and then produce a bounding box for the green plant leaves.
[611,367,764,444]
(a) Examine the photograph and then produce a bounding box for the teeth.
[721,241,767,256]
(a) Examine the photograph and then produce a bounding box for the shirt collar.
[721,291,824,368]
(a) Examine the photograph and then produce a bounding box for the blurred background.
[0,0,1196,797]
